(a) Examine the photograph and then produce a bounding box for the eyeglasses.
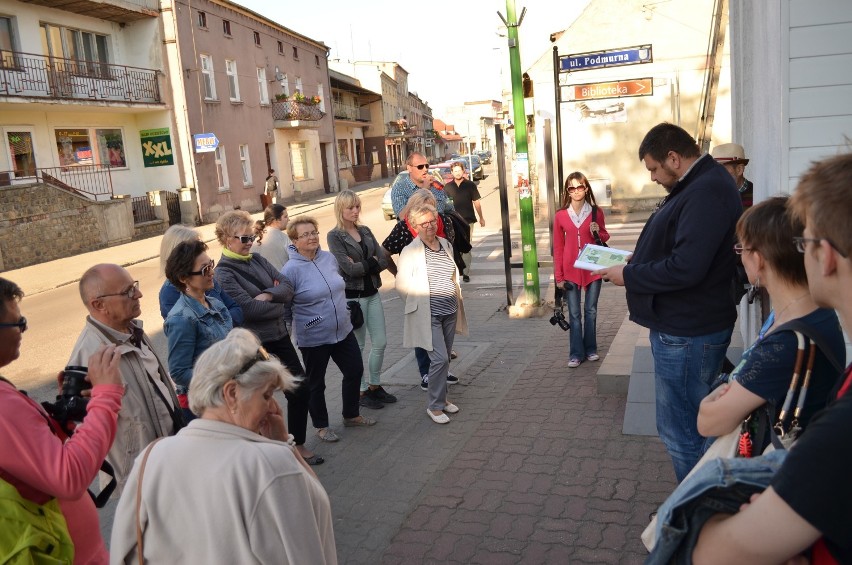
[96,281,140,300]
[233,235,257,244]
[411,163,429,170]
[0,316,27,333]
[297,230,320,239]
[235,346,271,378]
[793,236,848,258]
[733,243,753,255]
[567,185,587,192]
[189,260,215,277]
[418,219,438,229]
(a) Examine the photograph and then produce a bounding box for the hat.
[711,143,749,166]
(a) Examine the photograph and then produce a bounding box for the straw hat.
[711,143,749,166]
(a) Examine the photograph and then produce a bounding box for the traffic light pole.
[504,0,540,306]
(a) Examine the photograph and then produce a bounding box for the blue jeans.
[565,279,601,360]
[650,327,733,482]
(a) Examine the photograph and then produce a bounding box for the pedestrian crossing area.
[463,221,646,287]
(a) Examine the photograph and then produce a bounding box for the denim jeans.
[650,326,733,482]
[353,293,387,390]
[565,279,602,360]
[415,347,430,377]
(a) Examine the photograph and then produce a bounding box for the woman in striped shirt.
[396,203,469,424]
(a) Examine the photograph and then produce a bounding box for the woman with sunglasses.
[213,211,322,465]
[164,240,232,421]
[697,197,845,451]
[553,172,610,369]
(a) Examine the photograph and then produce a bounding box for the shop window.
[54,127,126,168]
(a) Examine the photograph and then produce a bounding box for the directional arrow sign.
[193,133,220,153]
[570,78,654,101]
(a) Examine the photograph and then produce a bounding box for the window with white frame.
[289,141,310,181]
[239,144,251,185]
[40,22,110,77]
[294,76,302,96]
[317,84,325,111]
[0,17,18,67]
[225,59,239,101]
[215,145,228,189]
[54,127,126,168]
[200,54,216,99]
[257,67,269,104]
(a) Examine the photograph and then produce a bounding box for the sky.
[236,0,590,118]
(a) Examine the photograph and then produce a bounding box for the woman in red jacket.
[553,172,610,368]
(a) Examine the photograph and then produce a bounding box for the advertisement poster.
[513,152,531,199]
[140,128,174,167]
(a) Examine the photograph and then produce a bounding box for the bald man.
[68,264,182,495]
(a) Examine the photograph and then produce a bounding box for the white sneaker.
[427,409,450,424]
[586,353,600,362]
[444,402,459,414]
[568,358,581,368]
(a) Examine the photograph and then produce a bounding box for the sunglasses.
[235,346,271,378]
[96,281,140,300]
[0,316,27,333]
[567,185,588,192]
[189,260,215,277]
[411,163,429,170]
[233,235,257,244]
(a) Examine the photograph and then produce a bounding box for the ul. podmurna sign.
[559,45,652,72]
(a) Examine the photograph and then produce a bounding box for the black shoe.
[359,394,384,409]
[367,386,398,404]
[462,275,470,282]
[447,373,459,385]
[420,375,429,391]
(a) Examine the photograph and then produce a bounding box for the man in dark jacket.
[598,123,742,482]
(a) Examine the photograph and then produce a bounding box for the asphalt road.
[6,168,503,402]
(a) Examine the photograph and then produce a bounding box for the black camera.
[42,366,92,432]
[549,286,570,331]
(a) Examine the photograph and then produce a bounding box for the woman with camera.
[552,172,609,369]
[396,203,468,424]
[283,215,376,446]
[327,190,395,410]
[110,328,336,564]
[164,240,232,421]
[0,277,123,565]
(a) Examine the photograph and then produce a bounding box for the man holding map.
[596,123,742,483]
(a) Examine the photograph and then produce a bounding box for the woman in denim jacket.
[164,240,232,420]
[327,190,396,410]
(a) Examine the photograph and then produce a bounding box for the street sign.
[193,133,219,153]
[140,128,174,167]
[568,78,654,101]
[559,44,652,73]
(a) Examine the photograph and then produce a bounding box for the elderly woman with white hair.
[110,328,337,564]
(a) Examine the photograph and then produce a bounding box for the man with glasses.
[597,123,742,483]
[693,153,852,564]
[390,152,447,217]
[68,263,182,495]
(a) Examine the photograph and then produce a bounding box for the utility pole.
[500,0,540,306]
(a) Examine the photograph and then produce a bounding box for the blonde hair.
[214,210,254,246]
[286,215,319,241]
[159,224,198,275]
[333,189,361,230]
[400,189,436,225]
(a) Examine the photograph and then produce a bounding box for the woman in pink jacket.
[553,172,610,368]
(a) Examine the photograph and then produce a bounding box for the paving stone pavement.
[304,225,677,565]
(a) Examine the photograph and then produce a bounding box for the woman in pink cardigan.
[0,277,123,565]
[552,172,610,368]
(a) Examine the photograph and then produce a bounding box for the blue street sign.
[193,133,219,153]
[559,45,652,72]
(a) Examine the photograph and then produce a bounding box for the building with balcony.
[0,0,175,200]
[329,69,384,187]
[407,91,434,161]
[161,0,336,221]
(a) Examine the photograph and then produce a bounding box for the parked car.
[381,169,444,221]
[456,154,483,180]
[476,150,491,164]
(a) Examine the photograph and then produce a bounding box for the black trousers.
[291,332,363,442]
[261,335,309,444]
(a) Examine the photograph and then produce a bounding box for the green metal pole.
[505,0,540,305]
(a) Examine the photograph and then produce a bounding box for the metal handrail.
[0,165,114,200]
[0,50,161,103]
[272,100,325,121]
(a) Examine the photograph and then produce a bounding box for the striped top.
[425,242,457,315]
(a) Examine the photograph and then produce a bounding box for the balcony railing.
[332,101,371,122]
[272,100,326,122]
[0,50,161,104]
[0,164,114,200]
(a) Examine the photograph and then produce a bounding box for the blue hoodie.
[282,245,353,347]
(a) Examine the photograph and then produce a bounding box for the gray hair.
[159,225,199,276]
[189,328,296,415]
